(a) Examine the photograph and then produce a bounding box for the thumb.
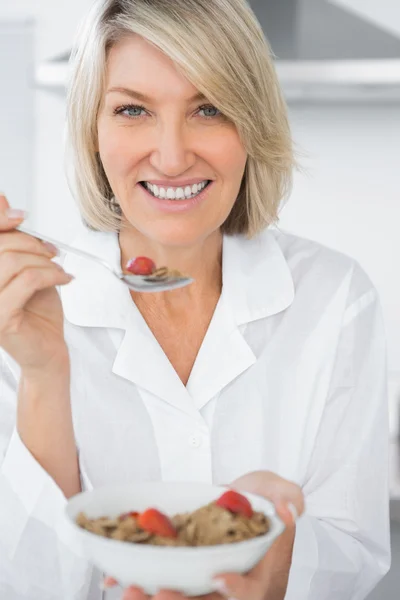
[0,193,26,230]
[230,471,304,526]
[212,573,261,600]
[0,192,10,212]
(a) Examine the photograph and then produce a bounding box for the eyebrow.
[106,87,207,103]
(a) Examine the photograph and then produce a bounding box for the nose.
[149,121,196,177]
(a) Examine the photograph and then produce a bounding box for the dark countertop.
[390,441,400,523]
[390,441,400,500]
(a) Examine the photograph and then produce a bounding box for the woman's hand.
[0,194,73,376]
[103,471,304,600]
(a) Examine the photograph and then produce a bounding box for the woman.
[0,0,390,599]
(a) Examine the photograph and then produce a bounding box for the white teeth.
[143,180,209,200]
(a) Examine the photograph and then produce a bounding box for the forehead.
[105,34,200,101]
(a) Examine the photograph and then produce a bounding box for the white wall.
[0,0,93,60]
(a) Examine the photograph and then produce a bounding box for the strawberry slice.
[138,508,177,538]
[119,511,139,521]
[215,490,253,518]
[126,257,156,276]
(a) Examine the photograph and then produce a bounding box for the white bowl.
[65,482,285,596]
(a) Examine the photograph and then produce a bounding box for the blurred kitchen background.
[0,0,399,597]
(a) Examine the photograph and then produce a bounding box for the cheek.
[204,134,247,182]
[98,124,140,176]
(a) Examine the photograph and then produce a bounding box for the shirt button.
[189,434,201,448]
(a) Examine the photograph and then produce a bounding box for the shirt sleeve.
[0,351,96,600]
[285,269,391,600]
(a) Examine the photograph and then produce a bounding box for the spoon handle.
[17,226,120,276]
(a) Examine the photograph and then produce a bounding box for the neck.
[118,227,223,302]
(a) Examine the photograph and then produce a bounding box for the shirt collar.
[222,228,294,325]
[60,227,294,329]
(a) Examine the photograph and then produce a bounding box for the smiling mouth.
[139,180,212,201]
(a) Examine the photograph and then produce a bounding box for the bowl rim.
[65,482,286,554]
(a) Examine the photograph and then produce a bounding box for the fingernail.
[6,208,27,219]
[98,582,115,591]
[43,242,59,255]
[99,577,118,590]
[288,502,298,523]
[211,579,230,597]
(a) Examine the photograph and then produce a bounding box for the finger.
[272,493,304,524]
[212,574,262,600]
[122,586,150,600]
[0,252,62,293]
[0,194,9,213]
[191,592,225,600]
[153,591,186,600]
[275,500,298,528]
[0,194,27,230]
[230,471,284,505]
[100,576,118,589]
[231,472,304,519]
[0,230,58,258]
[0,266,73,331]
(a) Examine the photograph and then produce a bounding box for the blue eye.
[114,104,147,118]
[198,105,221,119]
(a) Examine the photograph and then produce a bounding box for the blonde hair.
[66,0,296,238]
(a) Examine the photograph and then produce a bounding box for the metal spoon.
[17,226,194,293]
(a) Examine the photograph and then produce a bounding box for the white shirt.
[0,227,391,600]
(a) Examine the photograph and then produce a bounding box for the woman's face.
[97,35,247,247]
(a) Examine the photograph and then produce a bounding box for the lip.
[140,179,211,187]
[138,180,214,214]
